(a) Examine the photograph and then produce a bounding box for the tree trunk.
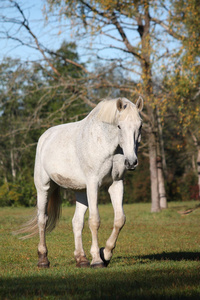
[190,132,200,197]
[139,2,161,212]
[148,129,160,212]
[197,148,200,197]
[157,143,167,209]
[156,107,167,209]
[10,149,16,181]
[157,107,167,177]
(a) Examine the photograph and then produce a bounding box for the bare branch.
[110,12,143,61]
[150,17,184,40]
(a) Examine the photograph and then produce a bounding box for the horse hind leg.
[72,192,90,268]
[37,185,62,268]
[37,189,50,268]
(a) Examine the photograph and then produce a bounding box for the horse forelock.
[119,102,142,123]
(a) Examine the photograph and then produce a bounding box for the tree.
[0,41,89,206]
[46,0,200,209]
[46,0,180,211]
[164,0,200,197]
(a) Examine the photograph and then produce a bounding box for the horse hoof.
[75,256,90,268]
[37,252,50,268]
[76,261,90,268]
[76,260,90,268]
[90,262,105,268]
[100,247,110,267]
[37,261,50,268]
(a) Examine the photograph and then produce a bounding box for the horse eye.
[118,125,121,129]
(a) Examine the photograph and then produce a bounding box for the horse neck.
[100,122,119,152]
[83,115,119,154]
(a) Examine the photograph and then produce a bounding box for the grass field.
[0,201,200,299]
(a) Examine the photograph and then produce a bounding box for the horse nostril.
[134,159,138,166]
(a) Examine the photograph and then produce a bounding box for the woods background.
[0,0,199,211]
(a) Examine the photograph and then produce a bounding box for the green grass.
[0,201,200,299]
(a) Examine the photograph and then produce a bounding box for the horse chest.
[97,157,114,187]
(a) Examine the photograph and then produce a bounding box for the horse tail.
[46,186,62,233]
[13,187,62,239]
[12,209,38,239]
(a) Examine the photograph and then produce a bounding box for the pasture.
[0,201,200,299]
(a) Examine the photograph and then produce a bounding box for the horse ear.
[117,98,123,111]
[136,96,143,112]
[117,98,127,112]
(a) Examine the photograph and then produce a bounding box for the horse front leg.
[87,182,105,268]
[37,190,50,268]
[72,192,90,267]
[100,180,126,267]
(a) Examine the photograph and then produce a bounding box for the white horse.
[17,97,143,268]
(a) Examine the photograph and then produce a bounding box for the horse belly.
[47,150,86,189]
[51,173,86,190]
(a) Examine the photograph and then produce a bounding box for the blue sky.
[0,0,136,68]
[1,0,75,62]
[0,0,181,81]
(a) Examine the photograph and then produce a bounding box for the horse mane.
[96,99,120,124]
[88,98,141,125]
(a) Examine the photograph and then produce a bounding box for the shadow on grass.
[1,260,200,300]
[113,251,200,265]
[139,251,200,262]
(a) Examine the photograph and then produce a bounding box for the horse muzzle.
[125,158,138,170]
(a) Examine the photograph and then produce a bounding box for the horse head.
[116,97,143,170]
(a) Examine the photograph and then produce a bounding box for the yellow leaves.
[177,144,183,151]
[93,0,117,10]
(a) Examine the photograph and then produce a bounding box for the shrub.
[0,178,36,207]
